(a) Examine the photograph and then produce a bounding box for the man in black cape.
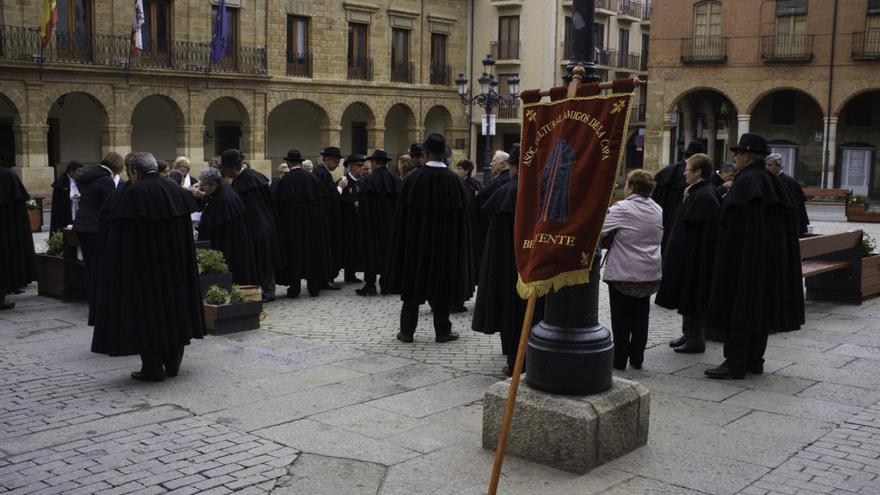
[314,147,343,290]
[50,160,85,233]
[337,155,366,283]
[90,152,204,382]
[219,149,282,303]
[272,149,335,298]
[767,153,810,236]
[471,144,543,375]
[356,149,401,296]
[385,133,473,343]
[655,153,721,354]
[704,134,804,380]
[408,143,426,168]
[195,167,259,286]
[652,141,706,251]
[473,150,513,282]
[0,164,36,310]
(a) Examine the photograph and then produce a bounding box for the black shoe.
[345,277,363,283]
[630,361,643,370]
[163,348,184,378]
[396,332,414,343]
[0,301,14,311]
[325,282,341,291]
[131,371,165,382]
[501,365,513,377]
[449,306,467,314]
[435,332,460,343]
[747,362,764,374]
[613,361,627,371]
[308,289,321,297]
[669,336,687,348]
[704,362,745,380]
[286,289,300,299]
[355,285,377,296]
[261,294,275,303]
[673,342,705,354]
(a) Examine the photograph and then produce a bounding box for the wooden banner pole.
[487,294,537,495]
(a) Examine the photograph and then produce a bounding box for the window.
[595,23,605,50]
[771,91,796,125]
[56,0,91,53]
[211,5,239,62]
[867,15,880,56]
[497,16,519,59]
[693,1,721,39]
[348,23,371,80]
[391,28,411,82]
[564,16,572,59]
[497,73,518,118]
[286,16,309,62]
[618,28,629,66]
[430,33,449,84]
[141,0,170,54]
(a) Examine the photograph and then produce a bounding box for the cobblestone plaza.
[0,213,879,494]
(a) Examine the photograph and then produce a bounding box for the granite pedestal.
[482,376,649,474]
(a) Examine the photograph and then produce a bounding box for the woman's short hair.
[686,153,713,179]
[157,160,169,173]
[174,156,190,171]
[65,160,84,176]
[100,152,125,174]
[456,159,475,177]
[169,169,184,185]
[627,169,656,198]
[398,154,413,176]
[199,167,223,187]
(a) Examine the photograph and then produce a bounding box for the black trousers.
[139,346,185,378]
[364,272,378,288]
[682,313,706,348]
[723,332,768,370]
[261,272,276,298]
[400,300,451,337]
[287,279,322,298]
[608,285,650,367]
[78,231,97,300]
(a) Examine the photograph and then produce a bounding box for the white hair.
[130,152,158,175]
[302,159,314,172]
[766,153,783,166]
[174,156,190,169]
[492,150,510,163]
[198,167,223,186]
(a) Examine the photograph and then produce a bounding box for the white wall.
[49,93,105,166]
[131,96,179,162]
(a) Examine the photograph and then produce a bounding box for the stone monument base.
[482,376,649,474]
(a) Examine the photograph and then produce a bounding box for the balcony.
[391,60,414,83]
[618,0,643,21]
[761,34,814,63]
[853,30,880,61]
[430,64,451,85]
[642,0,652,22]
[595,48,617,66]
[617,51,641,71]
[594,0,618,15]
[490,40,520,61]
[681,36,727,64]
[286,53,312,78]
[347,57,373,81]
[497,101,519,120]
[0,24,267,75]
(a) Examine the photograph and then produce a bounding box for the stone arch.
[423,105,453,136]
[835,87,880,117]
[130,95,186,162]
[267,98,331,167]
[747,86,825,116]
[667,86,740,115]
[340,101,376,155]
[0,93,23,168]
[47,92,110,169]
[35,85,113,125]
[383,103,417,160]
[666,87,738,166]
[203,96,252,160]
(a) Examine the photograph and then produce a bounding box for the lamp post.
[455,55,520,184]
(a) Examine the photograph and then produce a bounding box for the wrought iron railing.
[490,40,520,60]
[0,24,267,75]
[348,57,373,81]
[642,0,652,20]
[761,34,814,62]
[619,0,643,18]
[497,101,519,119]
[681,36,727,64]
[391,60,414,83]
[430,64,451,85]
[595,48,617,66]
[617,51,641,70]
[287,53,312,77]
[853,30,880,60]
[595,0,618,11]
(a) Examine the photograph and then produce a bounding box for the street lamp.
[455,55,520,184]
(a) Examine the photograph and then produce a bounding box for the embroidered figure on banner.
[539,139,574,222]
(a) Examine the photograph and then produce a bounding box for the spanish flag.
[39,0,57,47]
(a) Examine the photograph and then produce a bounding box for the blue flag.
[210,0,228,63]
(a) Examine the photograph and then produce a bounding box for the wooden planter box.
[846,204,880,223]
[28,209,42,232]
[237,285,262,302]
[199,272,234,299]
[35,252,86,301]
[862,255,880,300]
[203,300,262,334]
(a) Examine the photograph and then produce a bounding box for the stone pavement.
[2,217,880,494]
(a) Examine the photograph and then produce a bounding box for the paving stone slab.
[600,475,712,494]
[365,375,496,418]
[236,365,366,398]
[827,343,880,361]
[798,382,880,407]
[776,363,880,391]
[338,364,458,399]
[725,410,836,444]
[674,364,815,395]
[386,422,480,454]
[723,390,863,423]
[310,404,423,439]
[648,391,751,427]
[272,453,385,495]
[334,354,418,374]
[764,344,857,369]
[632,372,746,402]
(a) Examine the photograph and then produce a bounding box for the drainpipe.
[822,0,839,189]
[467,0,475,159]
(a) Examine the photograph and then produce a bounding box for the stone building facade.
[645,0,880,196]
[0,0,469,191]
[469,0,651,171]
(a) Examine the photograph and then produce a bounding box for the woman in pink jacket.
[601,169,663,370]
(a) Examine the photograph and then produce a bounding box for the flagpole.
[487,294,537,495]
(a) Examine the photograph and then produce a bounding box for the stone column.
[181,125,206,172]
[17,123,54,190]
[320,126,342,148]
[823,116,838,188]
[705,109,717,164]
[661,113,674,166]
[103,125,132,157]
[737,114,751,140]
[367,125,385,151]
[407,125,424,145]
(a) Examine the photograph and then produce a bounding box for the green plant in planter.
[26,199,40,211]
[229,285,246,304]
[850,194,868,205]
[197,249,229,274]
[863,233,878,258]
[204,285,230,305]
[45,231,64,256]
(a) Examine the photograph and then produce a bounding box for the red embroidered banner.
[515,79,635,298]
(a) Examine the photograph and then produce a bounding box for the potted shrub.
[202,285,263,334]
[861,233,880,300]
[35,231,65,298]
[197,248,233,298]
[846,195,880,223]
[26,198,43,232]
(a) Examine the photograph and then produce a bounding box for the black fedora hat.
[729,133,770,156]
[422,133,446,156]
[219,149,244,168]
[321,146,342,158]
[408,143,425,156]
[344,154,366,166]
[684,141,706,157]
[367,149,391,162]
[508,143,521,167]
[284,149,303,163]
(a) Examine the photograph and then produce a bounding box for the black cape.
[358,167,401,275]
[90,173,205,356]
[337,173,363,272]
[314,163,342,274]
[73,166,116,234]
[474,170,511,278]
[50,174,73,234]
[778,172,809,236]
[472,179,543,357]
[651,160,687,251]
[385,166,474,304]
[197,184,260,285]
[232,168,282,277]
[0,167,36,293]
[655,180,721,316]
[272,168,335,285]
[705,164,804,334]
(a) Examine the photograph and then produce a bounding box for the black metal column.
[526,0,614,396]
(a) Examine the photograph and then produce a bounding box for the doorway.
[215,122,241,156]
[839,147,875,197]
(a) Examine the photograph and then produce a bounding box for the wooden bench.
[803,188,850,205]
[800,230,864,304]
